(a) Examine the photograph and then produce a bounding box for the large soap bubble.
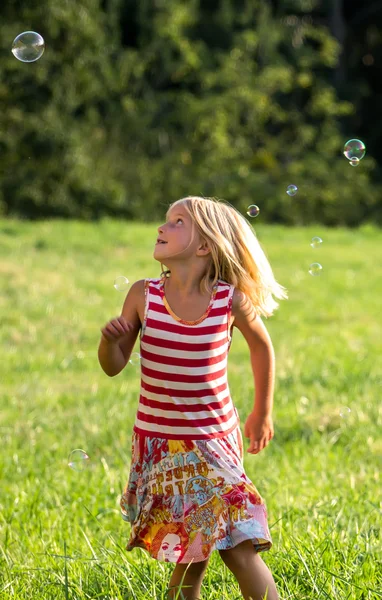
[114,276,129,292]
[343,139,366,162]
[12,31,45,63]
[68,449,90,472]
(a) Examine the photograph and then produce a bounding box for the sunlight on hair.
[166,196,288,318]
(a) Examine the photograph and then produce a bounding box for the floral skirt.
[120,424,272,564]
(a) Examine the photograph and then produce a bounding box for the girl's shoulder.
[231,287,250,319]
[123,278,146,313]
[131,278,160,291]
[125,279,147,304]
[130,278,161,324]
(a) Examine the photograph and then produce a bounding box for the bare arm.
[232,289,275,417]
[98,280,144,377]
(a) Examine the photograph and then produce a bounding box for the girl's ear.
[197,240,211,255]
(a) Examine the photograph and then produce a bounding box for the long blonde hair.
[162,196,288,318]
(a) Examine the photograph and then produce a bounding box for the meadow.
[0,218,381,600]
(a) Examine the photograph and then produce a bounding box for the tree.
[0,0,380,224]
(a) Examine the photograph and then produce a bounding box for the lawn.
[0,218,381,599]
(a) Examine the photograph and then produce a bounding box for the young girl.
[98,196,288,600]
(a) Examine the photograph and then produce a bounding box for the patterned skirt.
[120,424,272,564]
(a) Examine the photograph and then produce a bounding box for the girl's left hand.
[244,411,274,454]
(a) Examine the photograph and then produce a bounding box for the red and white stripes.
[133,278,238,440]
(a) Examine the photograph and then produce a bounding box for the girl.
[98,196,287,600]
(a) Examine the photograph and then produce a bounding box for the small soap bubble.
[129,352,141,366]
[343,139,366,162]
[310,236,323,248]
[309,263,322,276]
[12,31,45,63]
[286,184,298,196]
[114,276,129,292]
[246,205,260,218]
[349,157,360,167]
[68,449,90,472]
[339,406,351,419]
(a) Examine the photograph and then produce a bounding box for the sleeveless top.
[133,276,238,440]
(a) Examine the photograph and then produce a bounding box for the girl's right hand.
[100,316,135,343]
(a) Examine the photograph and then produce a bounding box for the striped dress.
[120,276,273,563]
[134,276,238,440]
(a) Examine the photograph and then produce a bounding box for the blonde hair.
[162,196,288,318]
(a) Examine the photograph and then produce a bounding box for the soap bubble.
[309,263,322,276]
[68,449,90,472]
[343,139,366,162]
[349,157,360,167]
[286,184,298,196]
[129,352,141,366]
[246,205,260,218]
[114,276,129,292]
[339,406,351,419]
[12,31,45,63]
[310,236,323,248]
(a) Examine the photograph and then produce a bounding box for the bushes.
[0,0,380,224]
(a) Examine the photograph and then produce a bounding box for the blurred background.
[0,0,381,226]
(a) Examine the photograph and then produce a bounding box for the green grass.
[0,218,381,600]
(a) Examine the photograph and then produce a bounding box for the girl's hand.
[244,411,274,454]
[100,316,135,343]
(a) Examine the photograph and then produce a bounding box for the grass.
[0,217,381,600]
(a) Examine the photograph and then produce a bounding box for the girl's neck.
[163,271,213,298]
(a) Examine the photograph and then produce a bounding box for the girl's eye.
[176,218,183,224]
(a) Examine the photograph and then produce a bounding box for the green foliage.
[0,0,380,223]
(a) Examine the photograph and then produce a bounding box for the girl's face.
[154,204,199,262]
